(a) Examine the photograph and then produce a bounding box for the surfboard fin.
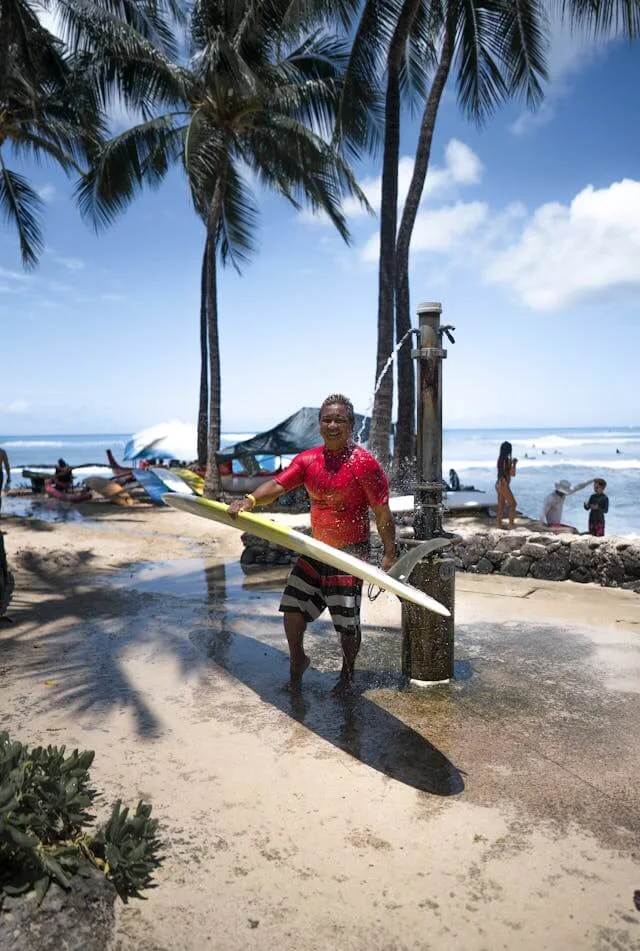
[387,538,453,583]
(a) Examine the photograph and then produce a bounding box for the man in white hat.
[541,478,594,532]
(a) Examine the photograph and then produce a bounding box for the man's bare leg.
[283,611,310,692]
[332,627,362,694]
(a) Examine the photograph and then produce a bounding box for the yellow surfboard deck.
[164,495,449,617]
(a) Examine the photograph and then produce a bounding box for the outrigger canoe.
[45,483,92,503]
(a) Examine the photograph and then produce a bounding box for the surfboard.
[150,467,195,495]
[131,469,170,505]
[174,468,204,495]
[164,495,450,617]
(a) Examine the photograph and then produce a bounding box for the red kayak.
[45,483,92,503]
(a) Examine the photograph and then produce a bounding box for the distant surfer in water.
[0,446,10,513]
[228,394,397,694]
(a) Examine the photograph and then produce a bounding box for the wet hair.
[497,441,512,479]
[57,458,67,467]
[319,394,355,426]
[595,478,607,490]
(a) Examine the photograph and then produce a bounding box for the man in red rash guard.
[229,394,397,693]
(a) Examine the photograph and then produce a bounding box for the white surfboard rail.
[164,495,450,618]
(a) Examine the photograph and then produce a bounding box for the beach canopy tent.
[123,421,198,462]
[216,407,371,468]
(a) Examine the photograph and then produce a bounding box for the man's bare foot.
[283,653,310,693]
[330,668,354,696]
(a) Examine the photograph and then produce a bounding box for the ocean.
[1,427,639,537]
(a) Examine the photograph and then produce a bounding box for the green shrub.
[0,732,162,904]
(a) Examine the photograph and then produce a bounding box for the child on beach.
[584,479,609,536]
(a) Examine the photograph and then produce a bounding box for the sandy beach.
[1,498,639,950]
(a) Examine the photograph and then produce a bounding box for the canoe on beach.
[44,483,92,503]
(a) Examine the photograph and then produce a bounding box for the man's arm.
[227,477,288,516]
[371,503,397,570]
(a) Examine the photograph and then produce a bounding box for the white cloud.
[0,400,29,414]
[484,179,640,310]
[511,11,624,134]
[361,201,488,263]
[55,256,85,271]
[0,267,28,281]
[304,139,483,224]
[101,293,127,302]
[38,185,56,202]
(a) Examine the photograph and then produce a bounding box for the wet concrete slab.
[99,558,640,850]
[2,550,639,949]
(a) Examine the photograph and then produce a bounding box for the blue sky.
[1,15,639,436]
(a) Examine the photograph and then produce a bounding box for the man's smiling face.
[319,404,352,451]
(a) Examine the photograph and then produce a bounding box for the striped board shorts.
[279,543,370,639]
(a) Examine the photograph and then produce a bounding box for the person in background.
[0,446,11,514]
[541,478,594,533]
[496,441,518,530]
[228,393,396,694]
[448,469,461,491]
[584,479,609,536]
[54,458,73,492]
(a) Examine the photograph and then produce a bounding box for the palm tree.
[78,0,368,497]
[335,0,434,466]
[0,0,104,267]
[341,0,640,476]
[393,0,547,475]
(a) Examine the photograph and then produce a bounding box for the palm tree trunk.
[369,0,422,466]
[197,239,209,467]
[394,28,454,478]
[203,170,228,499]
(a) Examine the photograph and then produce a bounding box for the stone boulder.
[500,555,531,577]
[531,551,570,581]
[475,557,494,574]
[620,546,640,579]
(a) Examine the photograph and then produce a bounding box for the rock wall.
[240,528,640,593]
[449,530,640,590]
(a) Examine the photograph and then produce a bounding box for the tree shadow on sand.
[191,565,464,797]
[1,554,463,796]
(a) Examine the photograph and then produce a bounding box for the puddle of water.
[1,496,85,523]
[104,558,281,601]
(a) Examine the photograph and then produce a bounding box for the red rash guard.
[275,444,389,548]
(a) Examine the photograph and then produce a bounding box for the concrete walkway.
[1,530,638,950]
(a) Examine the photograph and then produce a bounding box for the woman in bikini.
[496,441,517,529]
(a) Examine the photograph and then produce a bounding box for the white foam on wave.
[513,434,640,450]
[448,458,640,471]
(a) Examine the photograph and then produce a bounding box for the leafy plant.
[0,732,163,905]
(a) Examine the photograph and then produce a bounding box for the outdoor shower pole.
[401,301,455,684]
[414,302,445,538]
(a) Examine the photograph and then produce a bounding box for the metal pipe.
[401,301,455,684]
[413,302,445,540]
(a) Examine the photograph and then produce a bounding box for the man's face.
[319,404,352,450]
[595,482,605,494]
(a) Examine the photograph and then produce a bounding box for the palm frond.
[75,115,187,228]
[49,0,184,58]
[454,0,508,121]
[495,0,548,108]
[241,114,371,243]
[561,0,640,38]
[217,160,259,270]
[0,157,44,269]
